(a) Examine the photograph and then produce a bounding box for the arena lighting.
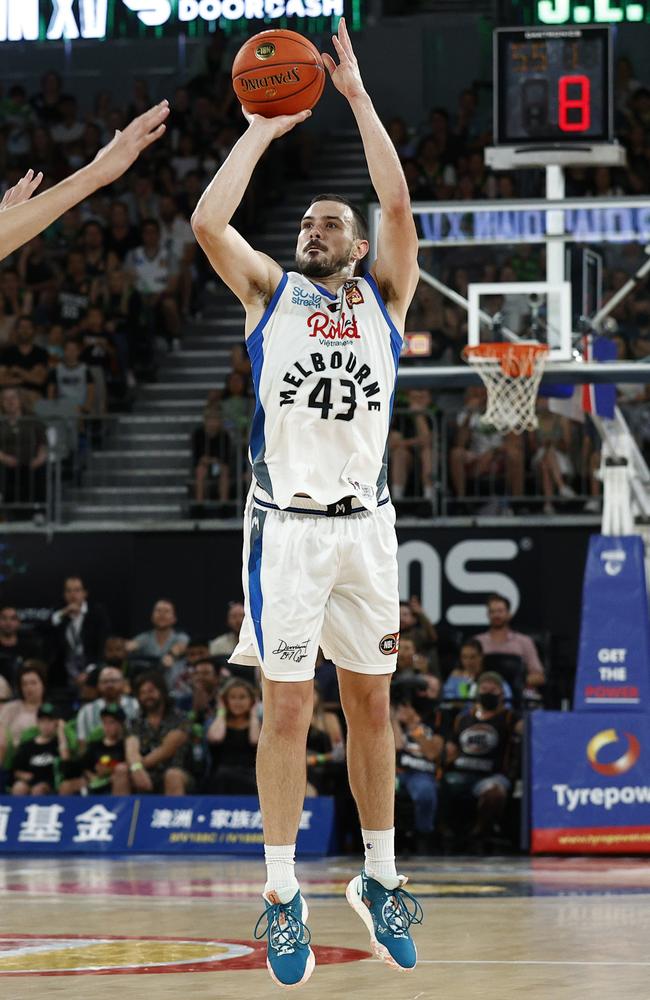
[0,0,345,42]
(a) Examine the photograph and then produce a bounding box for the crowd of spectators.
[1,46,649,517]
[0,577,546,854]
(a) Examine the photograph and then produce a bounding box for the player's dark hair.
[309,193,368,242]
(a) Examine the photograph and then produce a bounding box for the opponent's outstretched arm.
[323,19,420,317]
[191,109,310,310]
[0,101,169,263]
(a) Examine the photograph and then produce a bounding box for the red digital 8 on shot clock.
[494,25,612,146]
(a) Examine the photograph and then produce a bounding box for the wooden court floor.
[1,855,650,1000]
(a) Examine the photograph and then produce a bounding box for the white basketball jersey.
[246,270,402,511]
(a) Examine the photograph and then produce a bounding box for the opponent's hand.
[322,17,366,101]
[0,169,44,211]
[91,101,170,186]
[243,107,311,140]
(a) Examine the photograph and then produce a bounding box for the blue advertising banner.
[531,712,650,853]
[0,796,334,855]
[574,535,650,711]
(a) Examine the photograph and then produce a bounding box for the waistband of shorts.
[252,486,390,517]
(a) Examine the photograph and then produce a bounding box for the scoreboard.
[494,26,612,145]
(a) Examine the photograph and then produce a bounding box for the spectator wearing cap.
[10,703,68,796]
[473,593,545,690]
[59,703,126,796]
[441,672,522,850]
[75,663,139,748]
[209,602,244,659]
[112,672,191,795]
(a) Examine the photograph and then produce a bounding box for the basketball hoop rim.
[463,342,550,378]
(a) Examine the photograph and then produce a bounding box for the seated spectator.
[221,370,253,446]
[46,338,95,416]
[125,599,189,679]
[125,218,181,349]
[16,235,56,303]
[0,605,41,698]
[400,596,438,662]
[75,662,139,747]
[443,639,484,705]
[0,316,49,399]
[10,703,67,796]
[112,672,191,795]
[450,387,524,507]
[0,387,47,514]
[392,691,443,854]
[57,251,94,333]
[105,201,139,261]
[314,648,340,707]
[441,672,522,850]
[306,683,344,797]
[209,601,244,658]
[389,388,435,504]
[0,661,47,764]
[187,656,220,722]
[474,593,545,690]
[49,575,111,696]
[443,638,514,708]
[50,95,85,148]
[530,399,576,515]
[59,703,126,796]
[167,636,213,707]
[192,409,232,505]
[205,678,260,794]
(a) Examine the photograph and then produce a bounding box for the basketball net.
[463,343,550,434]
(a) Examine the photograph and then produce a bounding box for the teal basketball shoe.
[254,889,315,989]
[346,871,423,971]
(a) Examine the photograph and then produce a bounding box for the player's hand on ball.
[243,107,312,139]
[0,169,44,211]
[322,17,365,101]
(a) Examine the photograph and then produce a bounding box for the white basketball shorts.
[229,488,400,683]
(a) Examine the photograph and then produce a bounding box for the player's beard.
[295,241,355,279]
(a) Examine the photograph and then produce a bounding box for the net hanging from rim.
[463,342,550,434]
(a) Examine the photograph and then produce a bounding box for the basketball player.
[192,19,422,989]
[0,101,169,263]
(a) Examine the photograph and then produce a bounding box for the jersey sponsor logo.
[272,639,309,662]
[292,286,322,308]
[343,279,364,307]
[307,309,360,342]
[379,632,399,655]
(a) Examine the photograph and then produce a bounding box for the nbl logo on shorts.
[379,632,399,655]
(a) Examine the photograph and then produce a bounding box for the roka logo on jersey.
[307,310,360,341]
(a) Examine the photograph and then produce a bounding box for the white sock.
[362,827,400,887]
[264,844,299,903]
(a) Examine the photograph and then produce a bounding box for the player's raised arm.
[322,18,420,319]
[191,110,310,314]
[0,101,170,263]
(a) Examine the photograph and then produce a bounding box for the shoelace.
[254,901,312,956]
[381,887,424,935]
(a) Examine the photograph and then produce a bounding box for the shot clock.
[494,25,612,145]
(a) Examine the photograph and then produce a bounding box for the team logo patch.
[343,280,364,307]
[379,633,399,655]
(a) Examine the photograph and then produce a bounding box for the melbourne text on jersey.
[279,350,382,412]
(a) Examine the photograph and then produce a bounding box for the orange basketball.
[232,29,325,119]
